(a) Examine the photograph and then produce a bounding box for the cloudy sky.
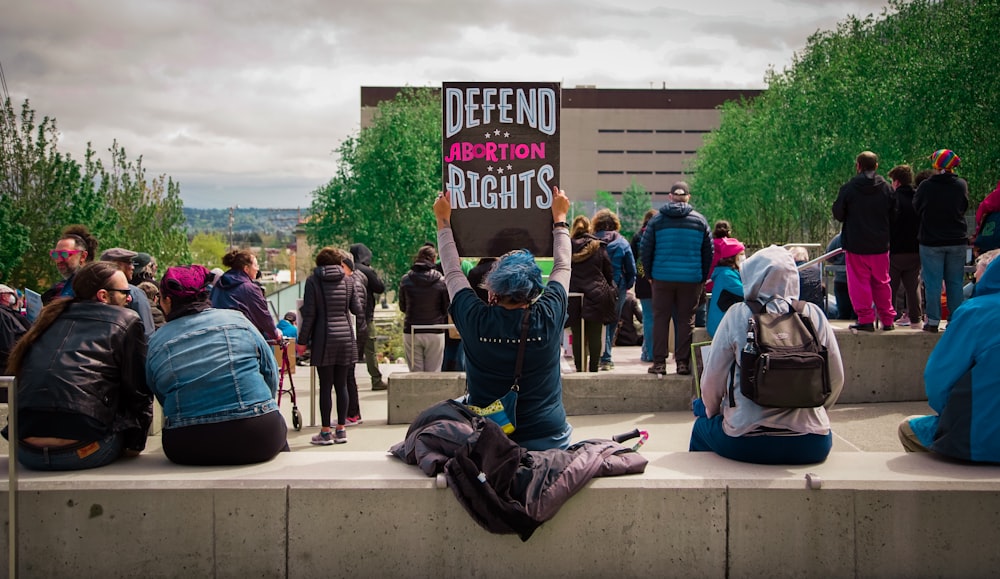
[2,0,889,209]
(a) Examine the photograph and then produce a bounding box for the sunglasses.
[50,249,82,260]
[105,288,132,298]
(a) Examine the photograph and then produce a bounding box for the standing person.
[887,165,923,328]
[341,256,365,426]
[398,245,449,372]
[146,265,287,465]
[631,209,657,362]
[898,258,1000,462]
[5,262,153,471]
[100,247,156,338]
[349,243,388,391]
[467,257,498,302]
[689,246,845,464]
[706,238,746,338]
[913,149,970,333]
[297,248,364,445]
[640,181,713,375]
[591,208,636,371]
[973,180,1000,253]
[568,215,616,373]
[137,281,166,329]
[831,150,897,332]
[42,225,99,305]
[433,187,574,451]
[211,249,280,342]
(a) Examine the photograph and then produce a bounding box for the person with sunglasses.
[101,247,156,338]
[4,262,153,471]
[42,224,99,305]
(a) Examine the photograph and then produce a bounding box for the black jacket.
[832,172,896,254]
[569,235,616,325]
[890,184,921,254]
[913,172,970,247]
[399,261,449,333]
[390,400,648,541]
[298,265,365,367]
[349,243,386,322]
[630,229,652,300]
[16,301,152,451]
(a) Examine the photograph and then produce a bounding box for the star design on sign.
[504,132,510,138]
[506,164,513,171]
[487,166,494,172]
[494,129,501,135]
[484,132,492,139]
[497,167,505,174]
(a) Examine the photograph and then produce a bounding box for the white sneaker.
[897,318,911,327]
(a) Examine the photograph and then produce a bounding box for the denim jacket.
[146,308,279,429]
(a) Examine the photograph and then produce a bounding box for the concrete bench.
[387,327,939,424]
[2,451,999,578]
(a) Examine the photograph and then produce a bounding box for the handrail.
[797,248,844,271]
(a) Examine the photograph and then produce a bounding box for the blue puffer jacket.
[909,259,1000,462]
[640,202,712,283]
[593,230,636,291]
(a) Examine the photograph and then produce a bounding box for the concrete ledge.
[831,326,939,403]
[3,451,999,578]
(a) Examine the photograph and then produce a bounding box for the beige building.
[362,86,760,201]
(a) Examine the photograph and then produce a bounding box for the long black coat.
[569,235,616,325]
[298,265,364,367]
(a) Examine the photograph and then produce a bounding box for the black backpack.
[728,298,831,408]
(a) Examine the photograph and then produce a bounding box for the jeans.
[18,431,125,471]
[689,415,832,465]
[919,244,967,325]
[601,285,629,364]
[640,298,654,361]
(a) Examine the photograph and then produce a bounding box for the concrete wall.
[3,452,999,578]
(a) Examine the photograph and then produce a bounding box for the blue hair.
[485,250,544,304]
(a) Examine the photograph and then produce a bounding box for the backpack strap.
[728,360,737,408]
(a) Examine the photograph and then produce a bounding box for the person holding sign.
[434,187,573,451]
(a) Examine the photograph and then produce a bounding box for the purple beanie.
[161,265,212,300]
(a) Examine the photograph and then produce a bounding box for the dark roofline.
[361,86,761,110]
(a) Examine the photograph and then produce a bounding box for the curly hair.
[592,208,620,232]
[485,250,544,304]
[315,246,345,267]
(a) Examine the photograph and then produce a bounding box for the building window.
[655,170,684,175]
[626,150,653,154]
[685,129,711,134]
[626,171,653,175]
[656,129,683,133]
[626,129,654,133]
[597,129,625,133]
[598,150,625,154]
[655,150,683,154]
[598,170,625,175]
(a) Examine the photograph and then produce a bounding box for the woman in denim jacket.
[147,265,287,465]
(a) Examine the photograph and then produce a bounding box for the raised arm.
[549,186,571,289]
[434,191,472,300]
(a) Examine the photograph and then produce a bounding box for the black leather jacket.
[17,301,153,451]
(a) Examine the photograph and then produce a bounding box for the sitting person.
[5,262,153,470]
[689,245,845,464]
[211,249,281,341]
[615,291,643,347]
[146,265,288,465]
[962,248,999,299]
[277,311,299,340]
[706,237,745,338]
[787,245,825,313]
[898,257,1000,462]
[433,187,573,451]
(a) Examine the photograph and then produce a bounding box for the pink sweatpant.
[845,251,897,325]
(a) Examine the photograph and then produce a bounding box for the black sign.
[442,82,561,257]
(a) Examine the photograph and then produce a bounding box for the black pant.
[316,365,349,427]
[651,280,702,365]
[571,319,604,372]
[162,411,288,466]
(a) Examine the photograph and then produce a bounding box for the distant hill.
[183,207,304,234]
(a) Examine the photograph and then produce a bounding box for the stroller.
[271,339,303,431]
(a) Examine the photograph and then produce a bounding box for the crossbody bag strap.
[511,306,532,390]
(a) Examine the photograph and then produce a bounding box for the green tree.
[189,232,227,269]
[619,179,652,239]
[307,87,441,285]
[594,190,616,212]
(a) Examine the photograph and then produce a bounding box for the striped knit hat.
[930,149,960,171]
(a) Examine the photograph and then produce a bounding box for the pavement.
[143,324,933,457]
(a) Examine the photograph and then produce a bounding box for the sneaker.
[897,318,911,327]
[333,429,347,444]
[849,323,875,332]
[882,324,895,331]
[310,430,335,446]
[599,361,615,371]
[676,361,691,375]
[647,363,667,375]
[345,416,363,427]
[372,381,388,391]
[922,324,939,333]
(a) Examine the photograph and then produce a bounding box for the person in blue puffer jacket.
[592,208,637,371]
[147,265,287,465]
[898,257,1000,462]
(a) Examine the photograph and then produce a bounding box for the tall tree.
[307,87,441,285]
[619,179,652,240]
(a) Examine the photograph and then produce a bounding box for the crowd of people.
[4,145,999,469]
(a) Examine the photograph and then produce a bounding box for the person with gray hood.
[349,243,388,390]
[689,245,845,464]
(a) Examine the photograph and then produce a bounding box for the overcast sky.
[2,0,890,209]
